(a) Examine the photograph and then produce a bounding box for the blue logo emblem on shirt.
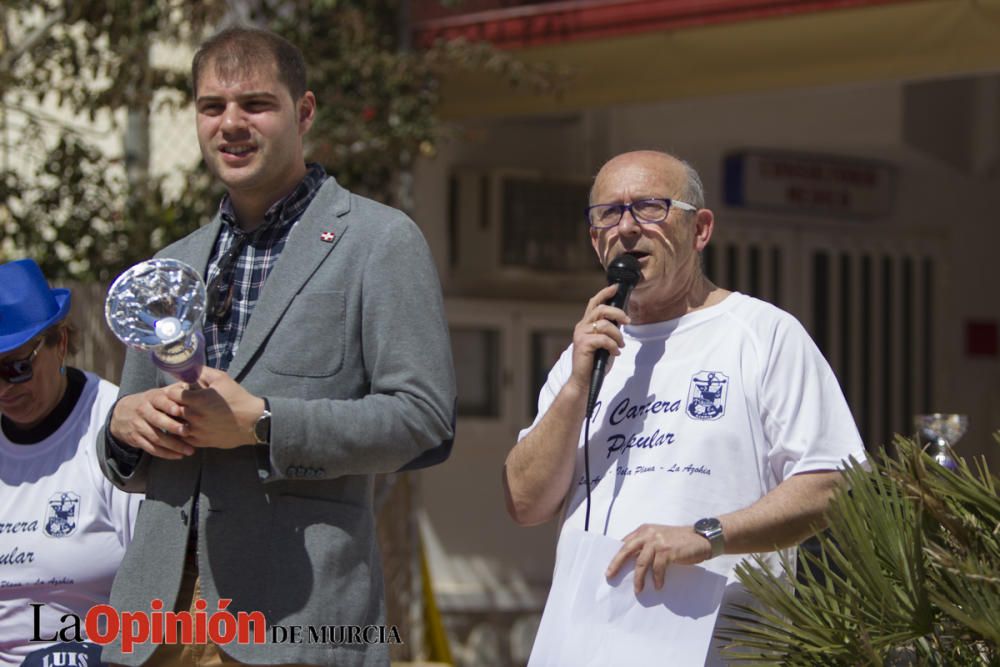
[44,492,80,538]
[21,641,101,667]
[686,371,729,421]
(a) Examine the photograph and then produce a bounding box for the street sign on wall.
[724,150,895,218]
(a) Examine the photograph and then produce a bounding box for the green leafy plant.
[720,435,1000,666]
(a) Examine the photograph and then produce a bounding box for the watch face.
[695,518,721,533]
[254,412,271,443]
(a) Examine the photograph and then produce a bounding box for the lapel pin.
[320,231,336,243]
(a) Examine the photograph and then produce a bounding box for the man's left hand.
[605,523,713,594]
[165,367,266,449]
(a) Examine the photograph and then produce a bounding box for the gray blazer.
[99,179,456,665]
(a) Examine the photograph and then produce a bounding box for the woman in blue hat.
[0,259,142,666]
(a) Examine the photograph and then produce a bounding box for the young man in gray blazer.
[99,27,455,666]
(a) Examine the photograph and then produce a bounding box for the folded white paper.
[529,528,729,666]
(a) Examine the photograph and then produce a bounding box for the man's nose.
[221,104,248,133]
[616,208,642,236]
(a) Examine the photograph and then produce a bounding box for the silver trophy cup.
[914,413,968,471]
[105,259,207,383]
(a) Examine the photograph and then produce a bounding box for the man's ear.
[298,91,317,133]
[693,208,714,252]
[590,227,607,268]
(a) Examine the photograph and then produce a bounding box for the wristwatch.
[693,517,725,559]
[252,400,271,446]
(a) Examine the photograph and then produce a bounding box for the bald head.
[590,151,704,209]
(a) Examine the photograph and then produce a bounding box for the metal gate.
[707,220,946,450]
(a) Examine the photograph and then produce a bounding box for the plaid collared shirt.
[204,163,328,371]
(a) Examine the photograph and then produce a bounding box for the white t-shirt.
[520,293,867,663]
[0,372,141,666]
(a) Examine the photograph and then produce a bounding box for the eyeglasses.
[585,198,697,229]
[205,234,251,325]
[0,338,46,384]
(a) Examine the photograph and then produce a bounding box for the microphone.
[585,253,641,418]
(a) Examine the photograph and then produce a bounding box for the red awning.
[425,0,1000,119]
[414,0,911,49]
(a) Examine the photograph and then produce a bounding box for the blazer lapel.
[188,218,221,277]
[226,179,351,380]
[165,216,220,278]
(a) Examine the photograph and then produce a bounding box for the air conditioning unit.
[447,167,603,299]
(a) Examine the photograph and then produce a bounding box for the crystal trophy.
[105,259,207,384]
[914,413,968,471]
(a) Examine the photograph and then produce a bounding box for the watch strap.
[253,398,271,445]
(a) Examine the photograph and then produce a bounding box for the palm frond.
[723,434,1000,664]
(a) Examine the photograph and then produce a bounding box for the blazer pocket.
[269,495,367,577]
[265,290,345,377]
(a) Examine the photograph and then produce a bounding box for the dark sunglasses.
[0,338,46,384]
[205,234,251,325]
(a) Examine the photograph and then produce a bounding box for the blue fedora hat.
[0,259,72,354]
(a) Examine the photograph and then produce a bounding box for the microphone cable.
[582,253,640,532]
[584,407,593,531]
